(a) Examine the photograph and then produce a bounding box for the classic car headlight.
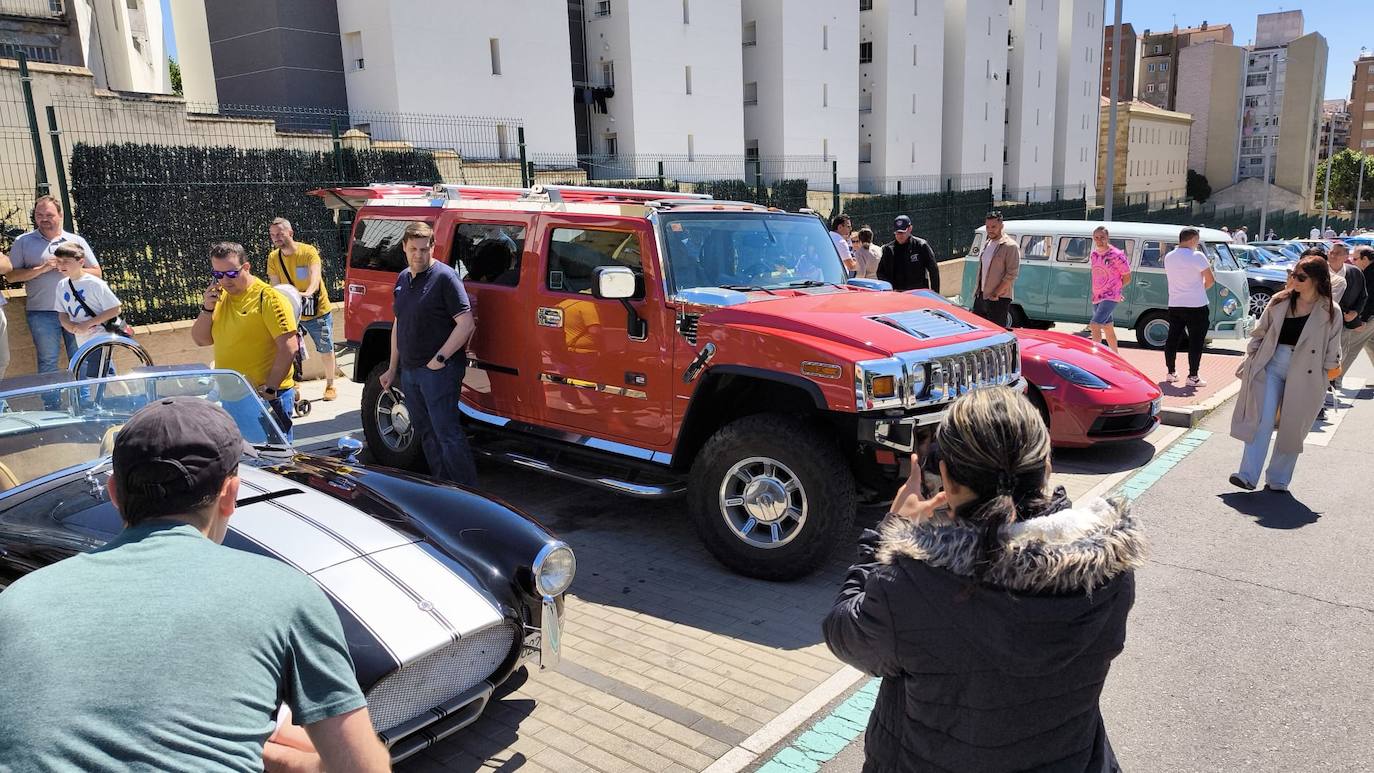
[1222,298,1239,316]
[533,543,576,597]
[1048,359,1110,389]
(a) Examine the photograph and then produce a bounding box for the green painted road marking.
[1115,428,1211,501]
[756,678,879,773]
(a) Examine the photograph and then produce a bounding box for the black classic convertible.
[0,337,574,762]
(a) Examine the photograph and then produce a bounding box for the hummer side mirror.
[592,266,647,340]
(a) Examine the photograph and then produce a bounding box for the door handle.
[1137,280,1151,287]
[347,284,366,295]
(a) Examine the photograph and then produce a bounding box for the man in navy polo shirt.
[380,221,478,486]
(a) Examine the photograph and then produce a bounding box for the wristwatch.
[435,353,448,365]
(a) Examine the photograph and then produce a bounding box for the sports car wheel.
[1248,286,1273,317]
[1134,311,1171,350]
[688,414,855,581]
[360,362,426,471]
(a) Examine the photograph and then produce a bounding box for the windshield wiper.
[251,442,296,457]
[719,284,778,295]
[782,280,839,288]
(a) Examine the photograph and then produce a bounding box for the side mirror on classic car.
[592,265,647,340]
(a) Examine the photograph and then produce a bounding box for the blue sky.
[160,0,1356,99]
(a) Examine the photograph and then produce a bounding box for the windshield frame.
[657,210,848,295]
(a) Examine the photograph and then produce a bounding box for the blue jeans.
[222,388,296,444]
[400,360,477,487]
[27,311,77,374]
[1238,344,1299,489]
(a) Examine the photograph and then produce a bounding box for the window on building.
[823,24,828,50]
[823,138,829,160]
[913,43,918,66]
[859,92,873,112]
[859,143,873,163]
[1146,83,1155,93]
[496,124,510,159]
[604,133,618,156]
[743,20,757,46]
[1365,121,1374,130]
[1160,61,1168,72]
[547,228,643,298]
[1160,83,1168,93]
[685,66,692,94]
[1147,63,1155,73]
[1037,71,1041,87]
[126,0,138,7]
[343,31,364,71]
[453,223,526,287]
[595,0,611,16]
[1039,31,1043,50]
[682,0,690,23]
[860,41,873,63]
[744,81,758,105]
[860,0,873,9]
[489,38,502,75]
[914,0,919,13]
[745,140,759,165]
[1003,146,1008,163]
[1153,44,1162,53]
[687,134,695,161]
[1036,108,1040,126]
[1246,73,1267,87]
[601,60,615,87]
[823,82,828,107]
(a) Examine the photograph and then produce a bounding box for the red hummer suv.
[314,184,1021,580]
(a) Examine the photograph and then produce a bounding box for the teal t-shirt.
[0,522,367,772]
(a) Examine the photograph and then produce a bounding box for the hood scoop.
[869,308,977,339]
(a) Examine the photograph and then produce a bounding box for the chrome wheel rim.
[1143,318,1171,348]
[376,388,414,452]
[1249,291,1271,318]
[718,456,807,549]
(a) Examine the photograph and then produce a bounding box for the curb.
[1159,378,1242,428]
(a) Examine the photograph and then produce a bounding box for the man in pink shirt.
[1089,226,1131,353]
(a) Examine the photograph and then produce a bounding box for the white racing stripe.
[311,559,457,665]
[367,543,505,638]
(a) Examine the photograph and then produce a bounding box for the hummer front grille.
[919,339,1019,404]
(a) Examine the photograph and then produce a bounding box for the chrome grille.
[366,624,515,733]
[917,339,1019,404]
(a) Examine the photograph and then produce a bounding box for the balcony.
[858,94,873,113]
[0,0,64,19]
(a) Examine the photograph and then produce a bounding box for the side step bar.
[474,447,687,499]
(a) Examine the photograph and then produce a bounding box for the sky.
[1109,0,1360,100]
[158,0,1357,100]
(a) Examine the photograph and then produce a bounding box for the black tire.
[1134,310,1171,350]
[688,414,856,581]
[360,361,426,472]
[1011,305,1054,330]
[1026,384,1052,431]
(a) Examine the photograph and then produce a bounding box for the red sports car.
[1015,329,1163,448]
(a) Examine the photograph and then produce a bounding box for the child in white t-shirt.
[54,243,123,351]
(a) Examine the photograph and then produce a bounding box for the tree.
[1313,148,1374,209]
[168,57,183,97]
[1186,169,1211,203]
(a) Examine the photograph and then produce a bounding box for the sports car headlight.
[533,543,576,597]
[1222,298,1239,316]
[1048,359,1110,389]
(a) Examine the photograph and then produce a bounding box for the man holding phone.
[191,241,300,438]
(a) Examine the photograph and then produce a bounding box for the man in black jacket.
[1342,246,1374,378]
[1330,243,1367,389]
[876,215,940,292]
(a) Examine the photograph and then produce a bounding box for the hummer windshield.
[660,212,848,292]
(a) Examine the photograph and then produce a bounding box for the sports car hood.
[1016,329,1160,394]
[691,289,1002,357]
[230,466,505,666]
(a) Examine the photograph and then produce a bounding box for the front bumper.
[1210,315,1255,339]
[858,376,1027,454]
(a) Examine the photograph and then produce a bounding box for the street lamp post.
[1356,154,1367,230]
[1258,51,1278,242]
[1104,0,1123,222]
[1320,112,1336,234]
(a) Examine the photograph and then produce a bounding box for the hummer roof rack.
[308,182,712,211]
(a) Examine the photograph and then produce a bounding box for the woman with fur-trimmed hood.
[823,387,1146,773]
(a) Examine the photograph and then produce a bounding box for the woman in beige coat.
[1230,254,1343,492]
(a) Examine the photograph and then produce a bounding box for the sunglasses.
[211,269,244,280]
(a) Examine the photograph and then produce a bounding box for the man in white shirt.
[1323,226,1337,239]
[1162,228,1215,387]
[1310,226,1322,239]
[829,215,858,276]
[1234,226,1248,244]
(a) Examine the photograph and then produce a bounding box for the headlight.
[1048,359,1110,389]
[1222,298,1239,316]
[533,543,576,597]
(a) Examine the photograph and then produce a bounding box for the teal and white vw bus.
[962,221,1252,349]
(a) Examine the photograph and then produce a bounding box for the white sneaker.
[1186,375,1206,387]
[1166,372,1179,384]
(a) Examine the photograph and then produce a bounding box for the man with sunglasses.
[191,242,300,439]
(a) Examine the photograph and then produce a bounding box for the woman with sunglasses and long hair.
[824,387,1146,772]
[1230,251,1343,491]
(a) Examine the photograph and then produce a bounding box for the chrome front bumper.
[859,377,1026,453]
[522,595,564,670]
[1210,315,1255,339]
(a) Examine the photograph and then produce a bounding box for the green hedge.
[842,188,994,259]
[68,143,439,324]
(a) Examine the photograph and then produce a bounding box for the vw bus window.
[1021,235,1052,261]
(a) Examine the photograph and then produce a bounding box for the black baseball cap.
[113,397,255,514]
[894,215,912,231]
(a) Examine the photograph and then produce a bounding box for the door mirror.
[592,266,637,300]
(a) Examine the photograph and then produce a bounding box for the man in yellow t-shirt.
[191,241,300,440]
[266,217,339,401]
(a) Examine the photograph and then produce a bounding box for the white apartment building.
[942,0,1010,195]
[75,0,169,93]
[335,0,578,156]
[1003,0,1059,199]
[581,0,744,176]
[741,0,857,189]
[857,0,945,192]
[1050,0,1100,203]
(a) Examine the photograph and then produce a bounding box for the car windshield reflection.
[0,371,288,492]
[661,212,848,292]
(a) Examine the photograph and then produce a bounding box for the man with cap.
[877,215,940,292]
[971,210,1021,327]
[0,397,390,772]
